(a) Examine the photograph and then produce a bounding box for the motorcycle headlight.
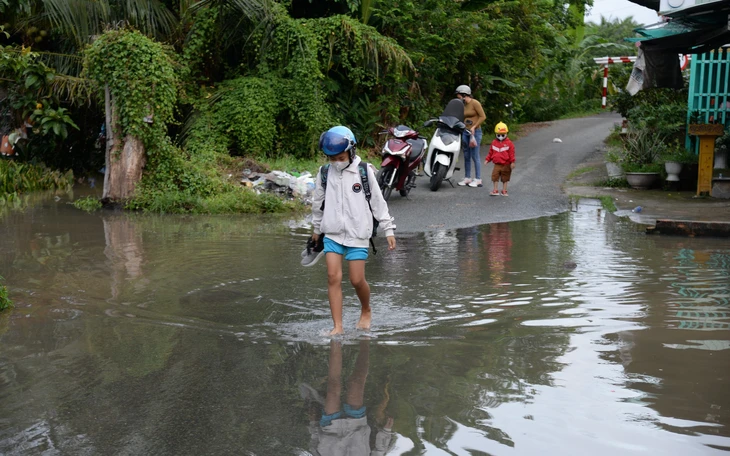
[384,143,407,156]
[393,128,409,138]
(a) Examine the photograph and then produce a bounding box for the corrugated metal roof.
[627,0,730,53]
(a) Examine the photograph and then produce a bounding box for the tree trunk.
[103,85,146,202]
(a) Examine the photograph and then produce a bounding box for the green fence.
[686,47,730,151]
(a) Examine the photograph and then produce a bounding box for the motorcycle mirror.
[423,120,433,127]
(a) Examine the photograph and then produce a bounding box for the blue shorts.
[323,237,369,261]
[320,404,367,427]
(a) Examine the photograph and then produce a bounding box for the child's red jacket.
[485,138,515,165]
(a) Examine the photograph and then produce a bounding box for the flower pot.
[712,177,730,198]
[625,172,660,190]
[664,161,683,182]
[606,162,623,178]
[715,148,728,169]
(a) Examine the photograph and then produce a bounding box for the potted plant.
[660,140,697,183]
[620,128,666,189]
[623,162,664,189]
[715,129,730,169]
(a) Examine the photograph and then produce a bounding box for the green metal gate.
[686,48,730,151]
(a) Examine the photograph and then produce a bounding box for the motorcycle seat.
[406,138,426,162]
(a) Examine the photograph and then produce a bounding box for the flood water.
[0,194,729,455]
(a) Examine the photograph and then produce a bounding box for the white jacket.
[312,155,395,248]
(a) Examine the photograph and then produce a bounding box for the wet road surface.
[0,196,728,455]
[388,112,622,232]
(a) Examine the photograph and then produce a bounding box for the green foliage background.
[0,0,645,212]
[0,275,11,311]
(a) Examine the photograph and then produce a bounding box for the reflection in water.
[301,339,399,455]
[670,248,729,330]
[0,196,728,454]
[103,215,148,300]
[484,222,512,286]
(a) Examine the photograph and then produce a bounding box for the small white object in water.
[553,138,562,143]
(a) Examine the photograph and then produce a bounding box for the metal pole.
[602,64,609,109]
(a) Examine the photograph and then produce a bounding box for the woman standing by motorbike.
[455,85,487,188]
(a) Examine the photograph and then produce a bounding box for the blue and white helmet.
[319,126,357,157]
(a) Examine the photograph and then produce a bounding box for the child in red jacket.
[484,122,516,196]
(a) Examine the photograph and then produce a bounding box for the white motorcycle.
[422,98,467,191]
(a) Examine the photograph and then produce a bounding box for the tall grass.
[126,186,305,214]
[0,160,74,196]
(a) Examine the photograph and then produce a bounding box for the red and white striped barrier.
[594,56,637,65]
[593,55,690,108]
[594,56,638,108]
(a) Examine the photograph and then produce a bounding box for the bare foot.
[329,326,344,336]
[356,308,372,330]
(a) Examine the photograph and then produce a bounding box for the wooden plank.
[688,123,725,135]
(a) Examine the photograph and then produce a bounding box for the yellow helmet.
[494,122,509,134]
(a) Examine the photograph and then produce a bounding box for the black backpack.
[320,162,379,254]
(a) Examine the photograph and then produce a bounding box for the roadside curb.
[563,154,730,237]
[648,220,730,237]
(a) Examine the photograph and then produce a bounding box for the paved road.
[386,112,622,233]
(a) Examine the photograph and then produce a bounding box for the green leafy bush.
[0,159,73,196]
[615,87,688,141]
[605,146,623,163]
[622,162,663,173]
[30,106,79,139]
[0,276,12,311]
[660,140,697,164]
[716,129,730,154]
[84,29,177,149]
[210,77,279,157]
[620,127,667,170]
[0,46,83,163]
[73,196,102,212]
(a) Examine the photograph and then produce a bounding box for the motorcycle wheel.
[429,163,447,191]
[378,165,395,201]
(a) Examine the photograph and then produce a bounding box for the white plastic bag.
[291,175,315,197]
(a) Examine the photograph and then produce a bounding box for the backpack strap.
[319,162,378,254]
[358,162,378,255]
[358,162,371,202]
[319,164,330,211]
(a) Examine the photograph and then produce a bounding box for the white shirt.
[312,155,396,248]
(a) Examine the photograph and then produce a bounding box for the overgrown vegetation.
[0,1,644,212]
[73,196,102,212]
[0,275,12,311]
[597,177,631,188]
[621,127,667,172]
[609,87,691,174]
[598,195,617,212]
[0,159,73,194]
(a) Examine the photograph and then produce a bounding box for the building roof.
[628,0,730,53]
